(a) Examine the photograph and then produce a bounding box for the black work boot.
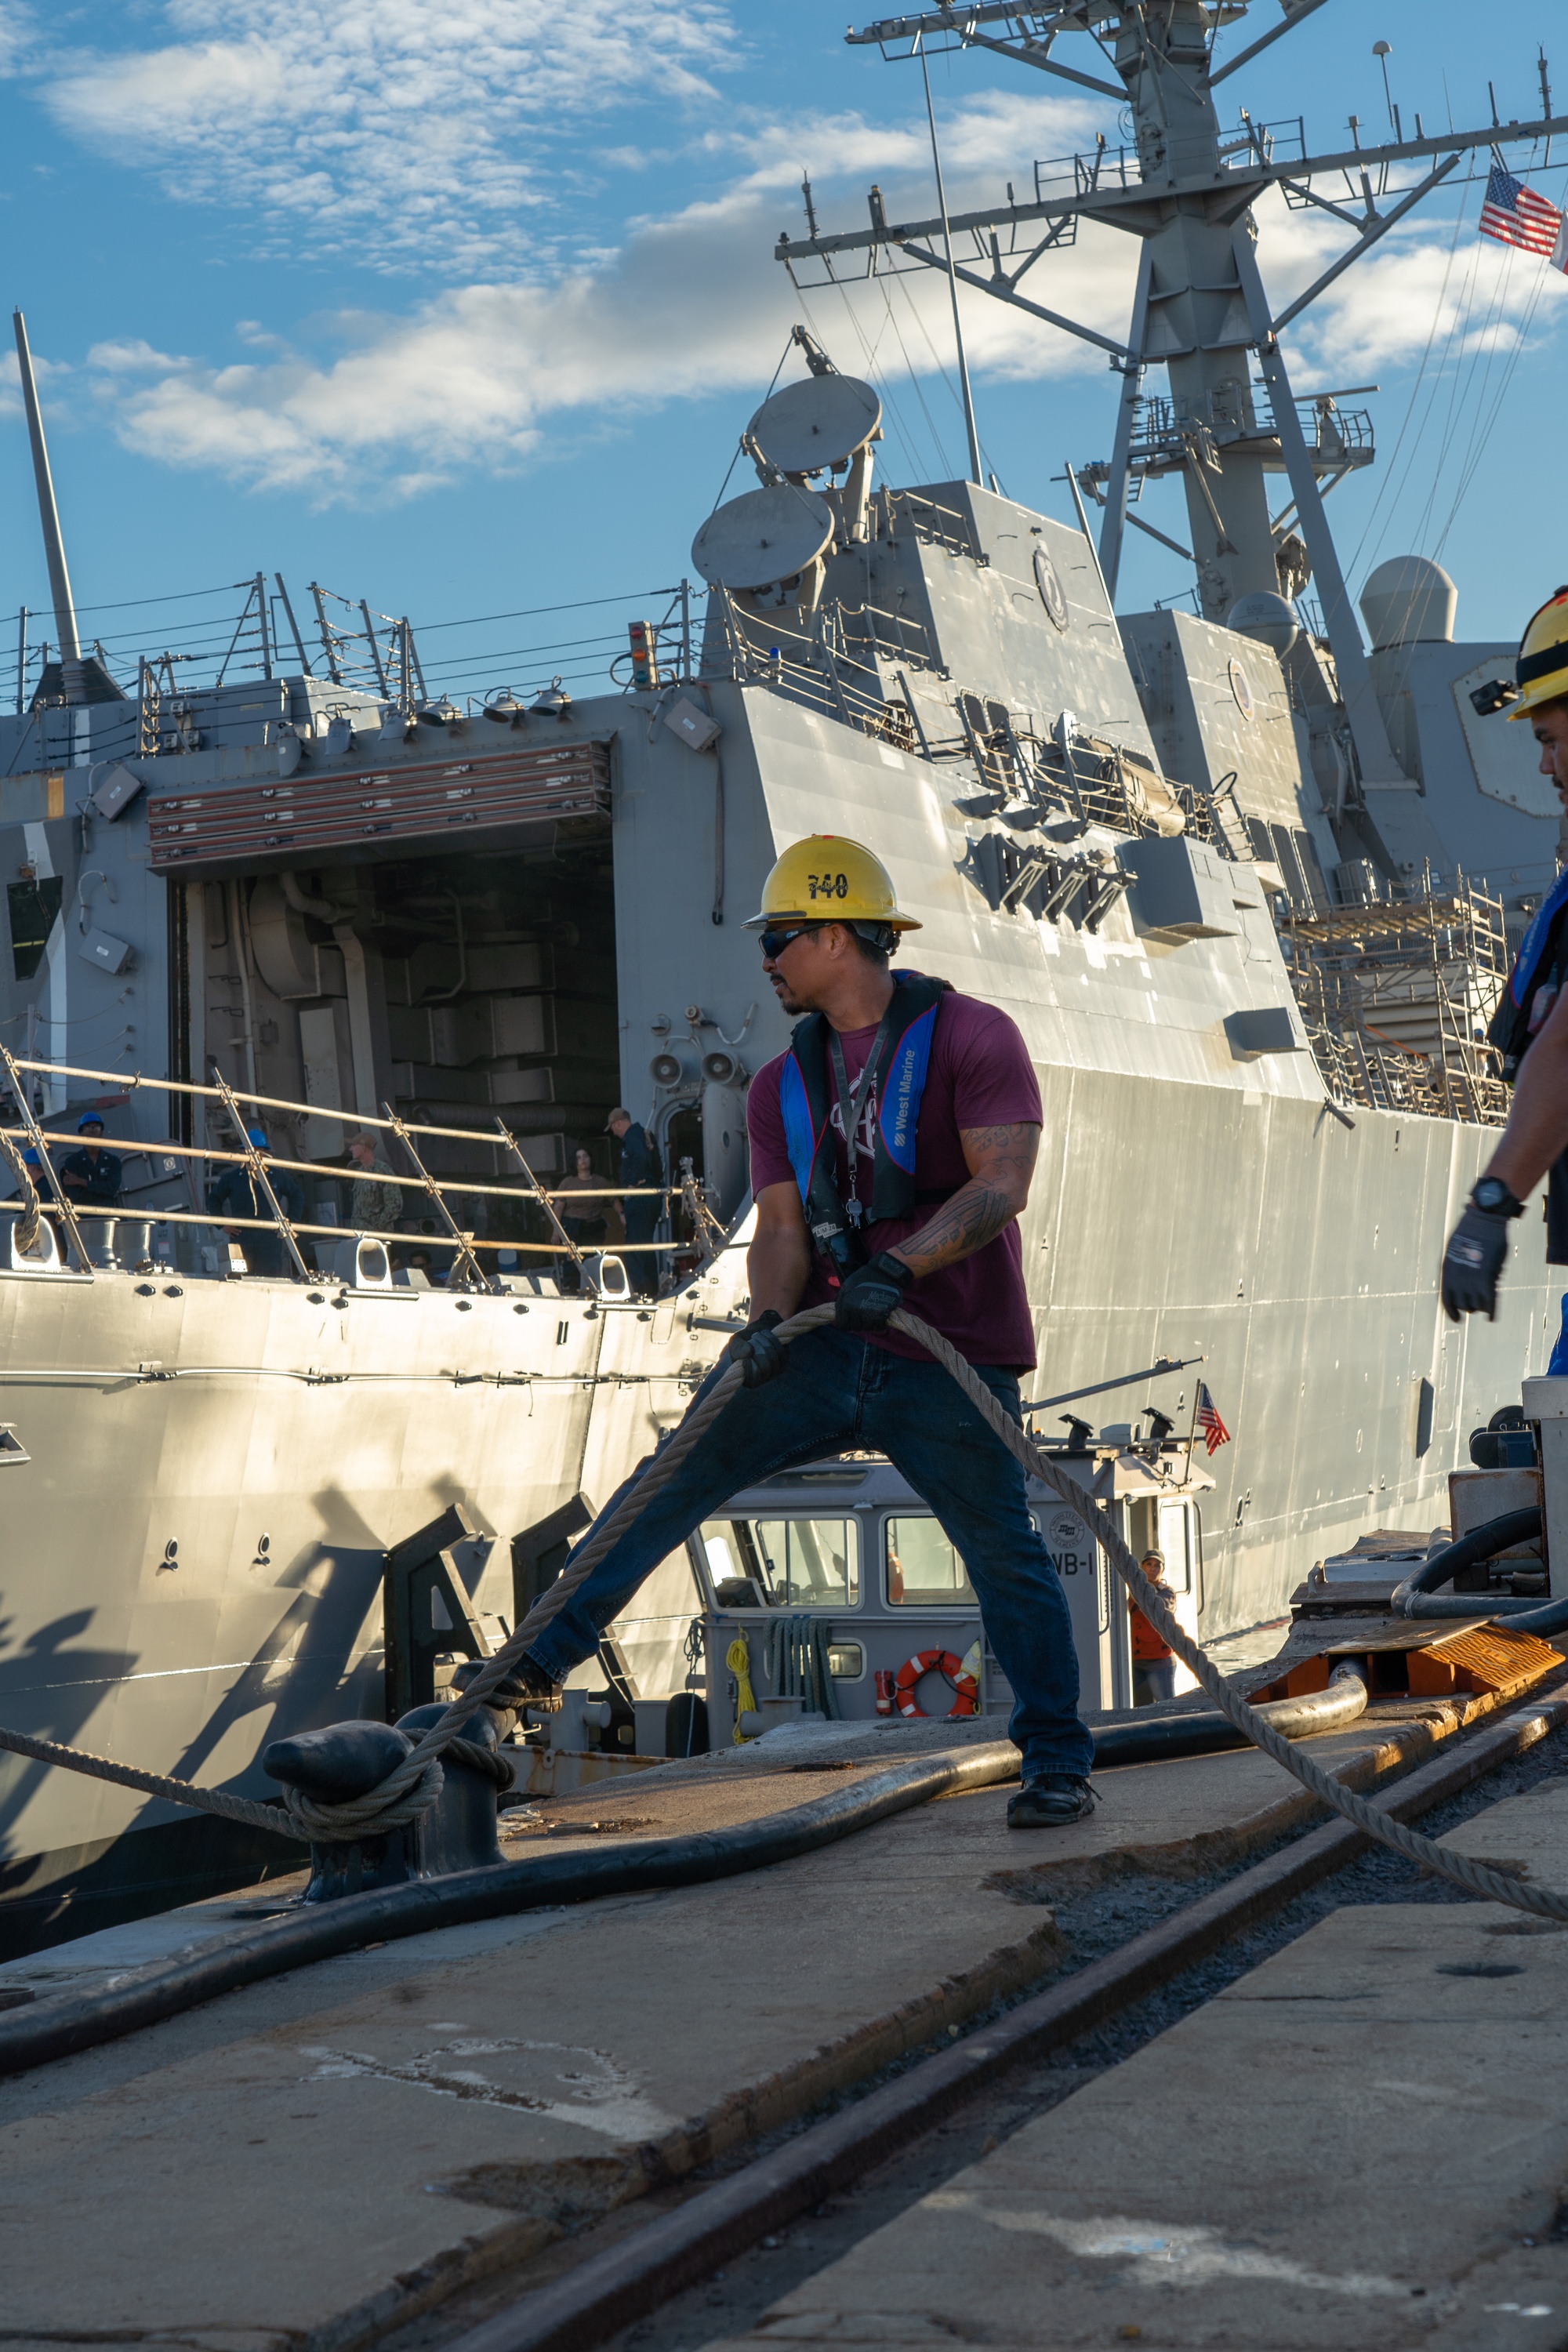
[1007,1773,1097,1828]
[485,1654,564,1714]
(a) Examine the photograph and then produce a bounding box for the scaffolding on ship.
[1279,884,1510,1126]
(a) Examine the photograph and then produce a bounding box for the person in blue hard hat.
[59,1112,123,1212]
[207,1124,305,1277]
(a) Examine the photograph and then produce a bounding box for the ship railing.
[1030,117,1305,201]
[1116,396,1374,481]
[883,489,984,564]
[710,592,926,750]
[1221,116,1306,174]
[0,1051,730,1294]
[824,588,940,673]
[1033,143,1142,203]
[945,696,1218,845]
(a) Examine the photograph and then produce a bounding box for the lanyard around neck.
[827,1013,892,1228]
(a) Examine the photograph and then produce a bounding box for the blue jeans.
[1134,1658,1176,1706]
[527,1326,1093,1780]
[622,1196,661,1294]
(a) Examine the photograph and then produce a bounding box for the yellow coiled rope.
[728,1631,757,1744]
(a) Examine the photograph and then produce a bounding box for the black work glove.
[1441,1194,1519,1323]
[834,1250,914,1333]
[726,1308,786,1388]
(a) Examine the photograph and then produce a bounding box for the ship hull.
[0,1258,746,1955]
[0,1040,1541,1952]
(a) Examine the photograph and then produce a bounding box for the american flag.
[1479,162,1568,266]
[1196,1383,1231,1457]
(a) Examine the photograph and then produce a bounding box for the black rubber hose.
[1411,1585,1568,1634]
[0,1667,1381,2075]
[1391,1509,1542,1617]
[1401,1588,1568,1632]
[1091,1661,1370,1769]
[0,1745,1017,2079]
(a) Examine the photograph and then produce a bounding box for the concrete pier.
[701,1780,1568,2351]
[0,1700,1472,2350]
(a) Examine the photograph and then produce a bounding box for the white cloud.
[42,0,740,273]
[74,89,1137,499]
[25,48,1557,508]
[0,0,34,76]
[85,339,184,376]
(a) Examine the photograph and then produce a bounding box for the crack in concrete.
[298,2038,676,2142]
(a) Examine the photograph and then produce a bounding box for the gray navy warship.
[0,0,1561,1950]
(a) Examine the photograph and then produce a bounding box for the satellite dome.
[1359,556,1457,651]
[1227,591,1298,657]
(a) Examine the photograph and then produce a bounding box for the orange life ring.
[893,1647,978,1719]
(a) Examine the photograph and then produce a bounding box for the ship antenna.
[918,43,983,488]
[11,310,84,706]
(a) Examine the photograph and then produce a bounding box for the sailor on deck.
[607,1107,662,1296]
[511,834,1094,1828]
[208,1126,305,1279]
[1444,590,1568,1330]
[58,1112,122,1209]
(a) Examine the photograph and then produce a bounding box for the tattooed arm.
[747,1179,814,1319]
[887,1122,1040,1279]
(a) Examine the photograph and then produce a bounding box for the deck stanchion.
[379,1100,493,1292]
[490,1115,588,1289]
[0,1039,94,1274]
[206,1062,312,1281]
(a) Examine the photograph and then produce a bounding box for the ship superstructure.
[0,2,1562,1946]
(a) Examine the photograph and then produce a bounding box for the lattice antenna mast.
[781,2,1568,840]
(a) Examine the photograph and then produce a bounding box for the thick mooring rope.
[0,1129,42,1255]
[3,1301,1567,1921]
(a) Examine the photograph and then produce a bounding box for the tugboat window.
[886,1516,976,1609]
[700,1517,858,1608]
[8,875,63,980]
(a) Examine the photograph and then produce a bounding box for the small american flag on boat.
[1196,1383,1231,1456]
[1479,162,1568,268]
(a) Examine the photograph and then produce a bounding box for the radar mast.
[778,1,1568,861]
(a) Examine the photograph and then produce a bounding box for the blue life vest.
[1489,869,1568,1265]
[778,973,950,1272]
[1492,863,1568,1078]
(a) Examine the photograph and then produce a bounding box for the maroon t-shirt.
[746,987,1042,1369]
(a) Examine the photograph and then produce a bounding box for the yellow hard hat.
[744,834,921,931]
[1508,586,1568,720]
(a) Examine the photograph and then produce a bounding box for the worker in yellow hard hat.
[502,832,1098,1828]
[740,833,922,949]
[1443,590,1568,1326]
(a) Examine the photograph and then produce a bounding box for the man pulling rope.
[505,834,1096,1828]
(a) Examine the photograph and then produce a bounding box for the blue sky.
[1,0,1564,704]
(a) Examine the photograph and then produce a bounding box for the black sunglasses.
[758,923,822,959]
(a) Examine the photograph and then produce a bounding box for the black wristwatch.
[1472,1177,1525,1218]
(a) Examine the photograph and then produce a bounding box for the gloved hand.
[834,1250,914,1333]
[1441,1196,1517,1322]
[726,1308,786,1388]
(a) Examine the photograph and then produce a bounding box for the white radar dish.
[746,374,881,476]
[691,484,836,590]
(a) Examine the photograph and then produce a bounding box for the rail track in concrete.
[372,1679,1568,2352]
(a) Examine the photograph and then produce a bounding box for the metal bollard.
[262,1708,513,1903]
